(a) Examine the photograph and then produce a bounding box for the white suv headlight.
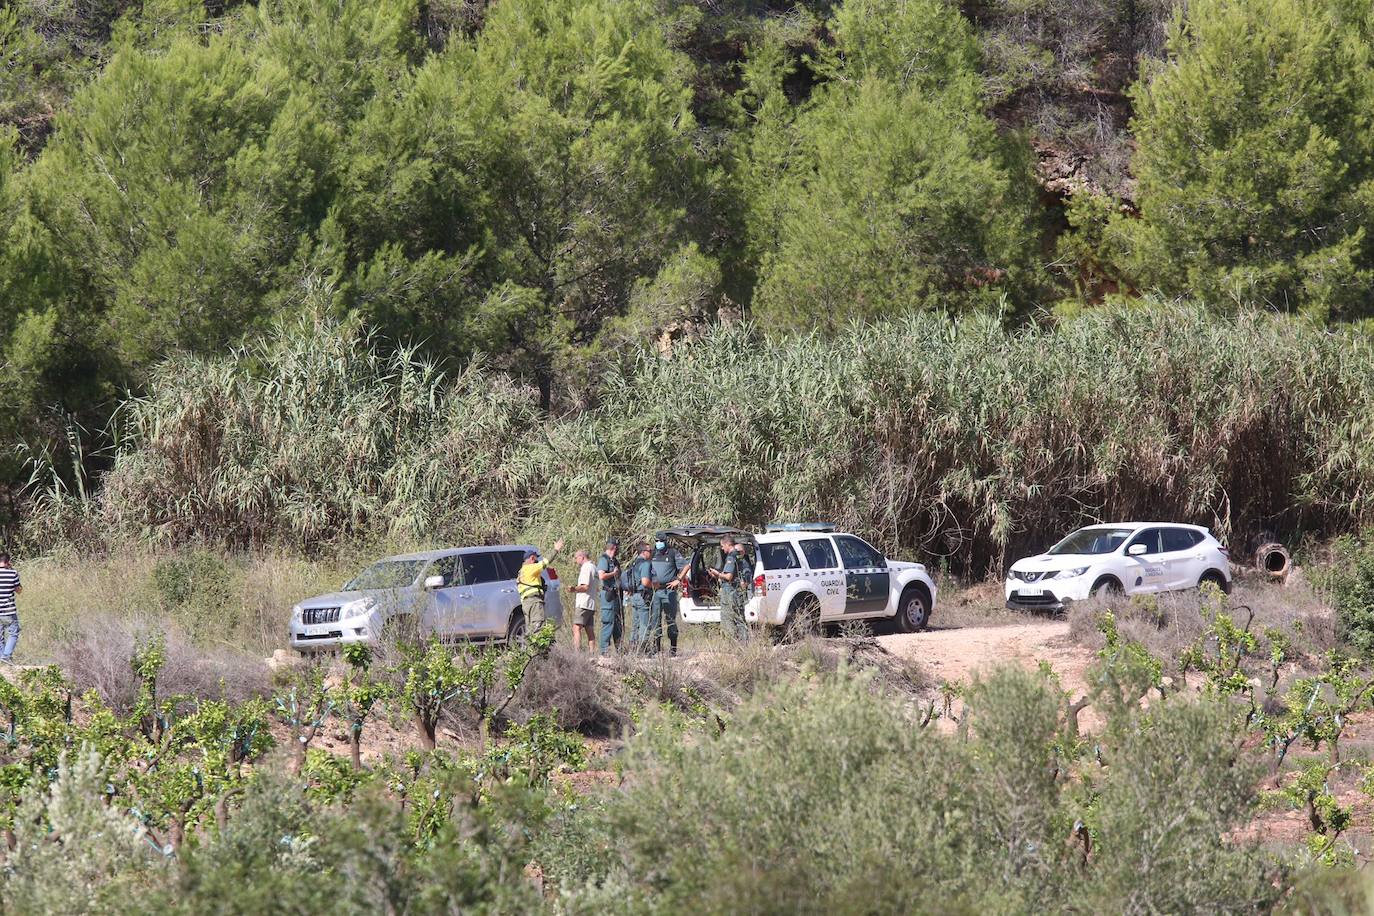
[1052,567,1089,580]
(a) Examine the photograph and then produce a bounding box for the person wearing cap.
[708,535,748,640]
[518,539,564,634]
[646,532,688,656]
[595,539,623,653]
[623,541,654,650]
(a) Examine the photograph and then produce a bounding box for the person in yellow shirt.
[517,539,564,634]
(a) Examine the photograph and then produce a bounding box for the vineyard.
[3,558,1374,911]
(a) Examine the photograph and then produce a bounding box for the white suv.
[1005,523,1231,612]
[745,526,938,635]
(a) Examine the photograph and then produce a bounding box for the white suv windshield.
[1047,528,1134,556]
[345,559,425,590]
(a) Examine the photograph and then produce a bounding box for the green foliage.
[2,749,167,916]
[1314,532,1374,658]
[1180,606,1261,704]
[1113,0,1374,319]
[13,0,1374,552]
[1079,697,1272,910]
[80,322,543,550]
[334,643,393,770]
[151,550,232,611]
[274,665,333,774]
[744,0,1040,328]
[541,666,1277,912]
[435,0,708,396]
[1265,654,1374,768]
[1094,610,1164,710]
[35,305,1374,574]
[478,712,585,787]
[1273,760,1356,868]
[399,624,557,750]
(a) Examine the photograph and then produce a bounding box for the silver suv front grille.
[302,606,341,625]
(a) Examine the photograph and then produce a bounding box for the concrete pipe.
[1254,543,1291,581]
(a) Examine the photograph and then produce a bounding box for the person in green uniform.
[595,539,622,653]
[646,532,687,656]
[708,535,748,640]
[624,542,653,651]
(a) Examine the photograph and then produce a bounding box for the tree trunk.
[291,733,307,775]
[215,794,232,832]
[350,728,363,771]
[169,818,185,853]
[417,714,436,751]
[1065,697,1091,739]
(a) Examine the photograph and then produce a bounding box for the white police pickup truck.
[744,524,937,636]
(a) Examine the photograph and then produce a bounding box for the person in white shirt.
[571,549,597,652]
[0,552,20,665]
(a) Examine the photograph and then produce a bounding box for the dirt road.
[876,621,1094,697]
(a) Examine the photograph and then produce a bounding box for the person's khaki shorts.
[574,605,595,628]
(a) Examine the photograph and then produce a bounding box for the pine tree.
[1111,0,1374,319]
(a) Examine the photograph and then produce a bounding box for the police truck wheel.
[777,594,821,644]
[894,586,931,634]
[505,610,527,644]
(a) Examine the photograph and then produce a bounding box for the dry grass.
[508,642,632,737]
[10,547,366,662]
[687,632,933,704]
[1066,574,1338,672]
[54,616,270,712]
[930,578,1025,629]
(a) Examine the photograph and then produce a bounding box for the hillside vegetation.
[24,307,1374,573]
[14,2,1374,911]
[8,0,1374,545]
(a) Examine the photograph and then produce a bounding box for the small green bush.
[151,550,231,610]
[1313,533,1374,659]
[2,749,169,916]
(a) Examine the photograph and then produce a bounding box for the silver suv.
[288,546,563,652]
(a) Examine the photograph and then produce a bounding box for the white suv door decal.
[797,537,845,617]
[834,535,890,615]
[1124,528,1167,593]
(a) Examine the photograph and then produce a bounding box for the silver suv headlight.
[340,597,377,618]
[291,604,303,623]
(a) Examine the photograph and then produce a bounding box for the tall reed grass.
[24,305,1374,574]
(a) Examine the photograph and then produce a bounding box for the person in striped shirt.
[0,553,20,665]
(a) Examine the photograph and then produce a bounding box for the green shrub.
[540,666,1279,914]
[1112,0,1374,321]
[151,550,231,609]
[1314,533,1374,659]
[2,749,171,916]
